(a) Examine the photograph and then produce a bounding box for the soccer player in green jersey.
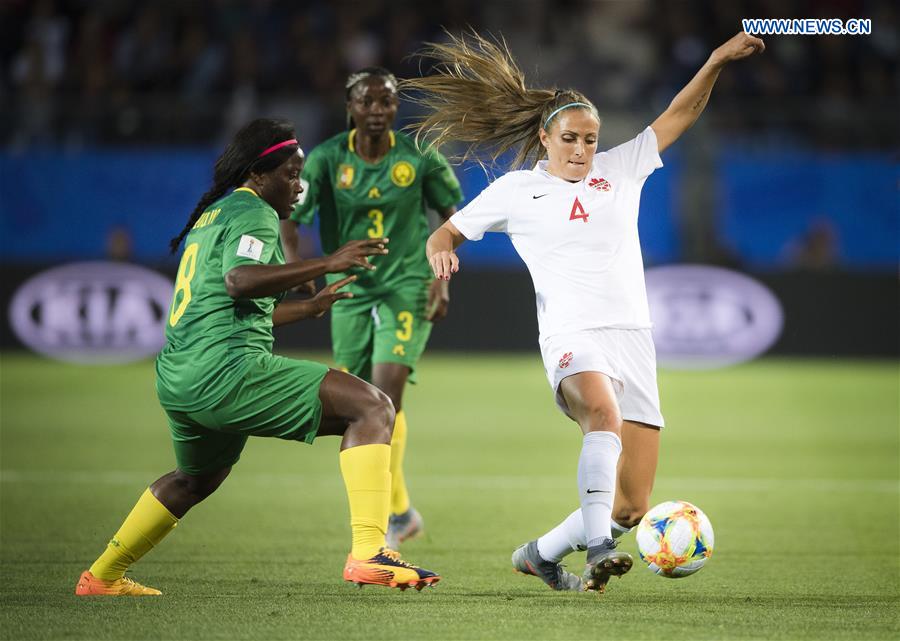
[281,67,464,549]
[75,118,440,596]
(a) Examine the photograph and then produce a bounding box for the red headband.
[258,139,298,158]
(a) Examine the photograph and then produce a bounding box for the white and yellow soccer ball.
[636,500,714,578]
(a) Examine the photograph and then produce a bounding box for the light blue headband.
[543,102,592,129]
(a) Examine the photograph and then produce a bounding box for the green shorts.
[331,284,432,383]
[163,353,329,476]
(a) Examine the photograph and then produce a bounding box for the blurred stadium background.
[0,0,897,356]
[0,1,897,640]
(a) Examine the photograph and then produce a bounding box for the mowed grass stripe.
[1,353,897,641]
[2,470,898,493]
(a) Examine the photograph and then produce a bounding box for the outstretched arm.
[224,238,387,299]
[272,276,356,326]
[652,32,765,154]
[426,205,459,321]
[426,220,466,281]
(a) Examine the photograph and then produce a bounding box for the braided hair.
[169,118,298,253]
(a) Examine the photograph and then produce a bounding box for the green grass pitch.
[1,352,897,641]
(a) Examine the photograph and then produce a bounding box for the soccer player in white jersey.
[404,30,764,593]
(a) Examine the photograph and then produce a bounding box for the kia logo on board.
[9,262,174,364]
[646,265,783,369]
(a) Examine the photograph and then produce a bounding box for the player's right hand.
[711,32,765,67]
[326,238,389,273]
[310,275,357,317]
[429,250,459,281]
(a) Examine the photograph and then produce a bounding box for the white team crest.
[236,235,264,261]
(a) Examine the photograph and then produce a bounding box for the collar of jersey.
[233,187,278,217]
[348,129,396,153]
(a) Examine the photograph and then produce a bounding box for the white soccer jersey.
[450,126,663,338]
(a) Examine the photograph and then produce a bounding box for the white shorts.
[539,328,665,427]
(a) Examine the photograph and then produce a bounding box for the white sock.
[536,511,632,561]
[536,509,586,562]
[578,431,622,548]
[611,519,633,539]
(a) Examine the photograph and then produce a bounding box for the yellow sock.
[339,443,390,559]
[389,410,411,516]
[89,489,179,581]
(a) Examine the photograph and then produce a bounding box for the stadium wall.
[1,149,897,270]
[0,264,896,358]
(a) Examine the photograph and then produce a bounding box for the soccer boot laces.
[343,547,440,590]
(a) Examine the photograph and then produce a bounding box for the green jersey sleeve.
[422,149,463,212]
[290,147,329,225]
[221,206,282,275]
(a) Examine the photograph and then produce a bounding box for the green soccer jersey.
[156,188,286,412]
[290,129,463,296]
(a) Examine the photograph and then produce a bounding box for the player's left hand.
[295,279,317,295]
[711,32,765,67]
[310,275,356,317]
[426,278,449,322]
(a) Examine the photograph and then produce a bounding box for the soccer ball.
[635,500,714,578]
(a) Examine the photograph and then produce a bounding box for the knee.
[178,467,230,501]
[371,375,403,412]
[384,389,402,413]
[613,500,650,529]
[362,387,396,439]
[371,366,407,412]
[578,402,622,434]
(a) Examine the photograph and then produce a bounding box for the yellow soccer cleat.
[74,570,162,596]
[343,548,440,590]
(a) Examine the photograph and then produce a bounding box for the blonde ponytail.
[400,30,597,169]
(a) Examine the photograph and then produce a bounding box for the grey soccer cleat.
[385,507,425,550]
[512,540,584,591]
[582,537,633,593]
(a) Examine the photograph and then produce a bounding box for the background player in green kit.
[281,67,463,548]
[75,118,439,596]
